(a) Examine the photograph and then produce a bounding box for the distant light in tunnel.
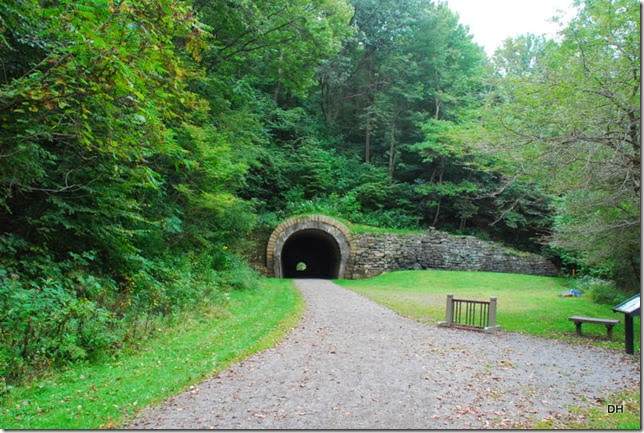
[296,262,307,271]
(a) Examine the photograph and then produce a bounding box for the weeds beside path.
[0,279,303,429]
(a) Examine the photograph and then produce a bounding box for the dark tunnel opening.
[282,229,341,279]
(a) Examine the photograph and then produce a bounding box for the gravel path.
[129,279,639,429]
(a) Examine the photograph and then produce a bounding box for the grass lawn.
[336,270,640,352]
[0,278,303,429]
[336,269,640,429]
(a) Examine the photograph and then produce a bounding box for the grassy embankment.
[337,269,640,429]
[0,278,303,429]
[285,213,424,235]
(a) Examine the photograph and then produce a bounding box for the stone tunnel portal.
[282,229,341,279]
[267,215,354,279]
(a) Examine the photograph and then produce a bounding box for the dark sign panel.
[612,294,641,316]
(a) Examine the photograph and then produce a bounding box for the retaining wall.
[350,228,559,279]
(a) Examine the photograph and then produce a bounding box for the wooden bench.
[568,316,619,340]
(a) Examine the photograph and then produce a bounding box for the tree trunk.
[431,161,445,225]
[273,81,282,103]
[428,167,437,184]
[432,200,441,226]
[388,123,396,182]
[627,109,640,193]
[434,71,441,120]
[365,109,371,164]
[273,51,284,103]
[364,58,374,164]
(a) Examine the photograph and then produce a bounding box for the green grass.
[286,212,424,235]
[534,386,641,430]
[337,270,640,351]
[337,270,640,429]
[0,278,303,429]
[344,222,424,235]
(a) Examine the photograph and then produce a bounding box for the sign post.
[612,294,640,355]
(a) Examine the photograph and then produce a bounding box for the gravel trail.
[129,279,639,429]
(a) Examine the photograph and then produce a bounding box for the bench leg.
[606,325,614,341]
[575,322,582,336]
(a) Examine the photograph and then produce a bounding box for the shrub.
[569,276,626,305]
[0,244,121,384]
[218,254,263,291]
[0,231,257,387]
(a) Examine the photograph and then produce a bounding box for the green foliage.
[246,0,553,252]
[0,278,303,429]
[567,276,627,306]
[195,0,353,99]
[242,0,525,245]
[0,0,635,393]
[483,0,640,290]
[0,232,260,384]
[0,246,119,383]
[0,0,259,385]
[321,0,487,172]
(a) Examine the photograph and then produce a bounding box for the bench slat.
[568,316,619,326]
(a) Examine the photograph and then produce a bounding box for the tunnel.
[281,229,341,279]
[267,215,352,279]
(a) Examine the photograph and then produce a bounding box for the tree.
[0,0,260,381]
[195,0,353,103]
[0,0,211,267]
[487,0,640,289]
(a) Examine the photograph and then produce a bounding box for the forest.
[0,0,639,385]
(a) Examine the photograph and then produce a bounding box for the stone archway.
[266,215,355,279]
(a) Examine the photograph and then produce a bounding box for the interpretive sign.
[612,294,640,355]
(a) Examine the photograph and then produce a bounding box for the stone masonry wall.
[351,228,560,279]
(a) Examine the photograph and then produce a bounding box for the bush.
[218,254,263,291]
[568,276,626,305]
[0,232,258,387]
[0,243,121,384]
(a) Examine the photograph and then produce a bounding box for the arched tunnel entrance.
[282,229,341,278]
[267,215,354,279]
